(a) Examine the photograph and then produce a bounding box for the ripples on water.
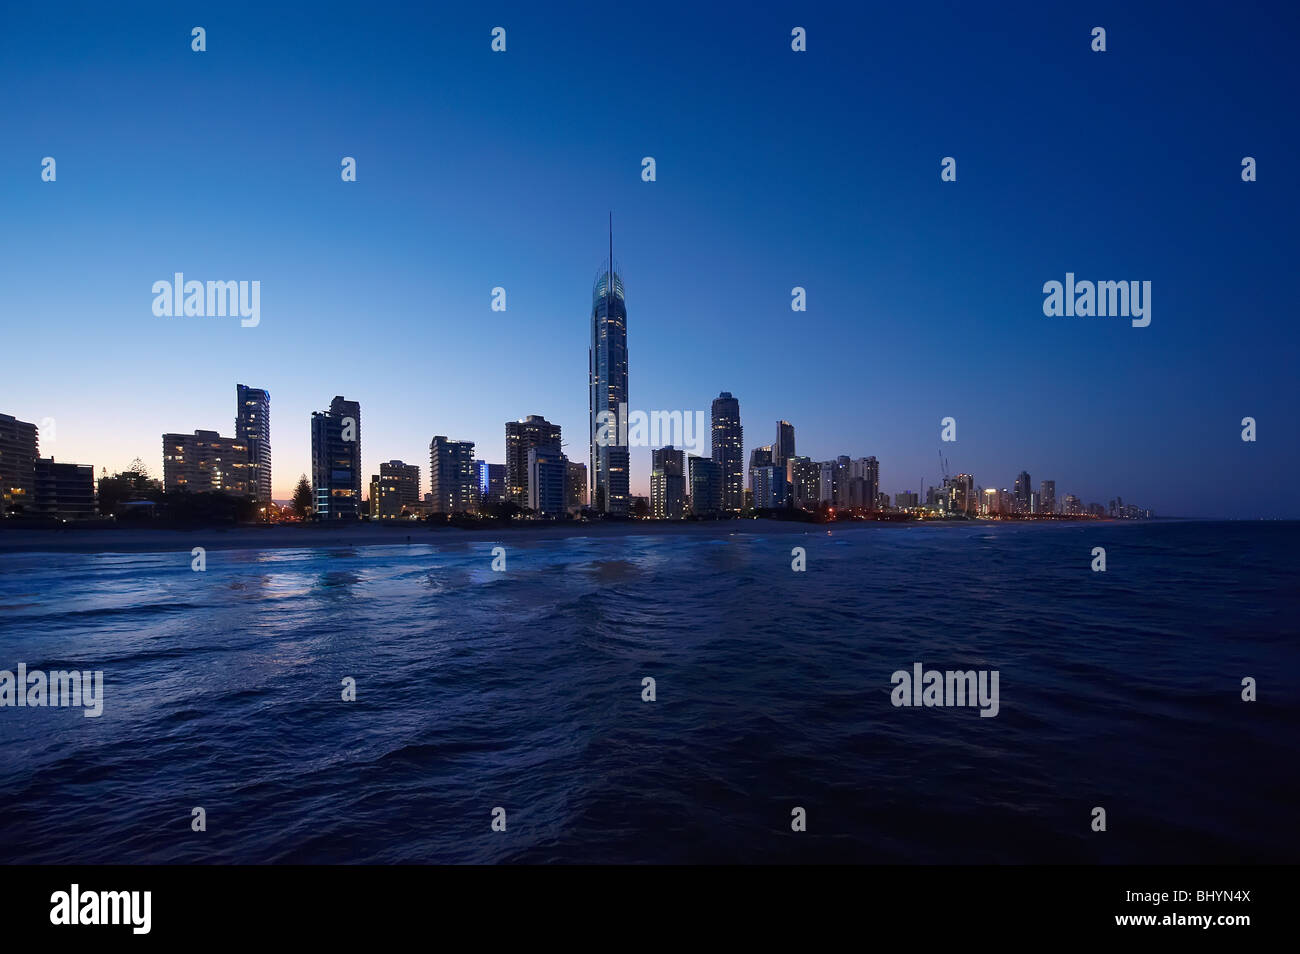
[0,521,1295,863]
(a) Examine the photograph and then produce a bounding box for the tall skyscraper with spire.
[589,215,629,515]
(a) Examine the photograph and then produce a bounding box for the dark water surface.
[0,520,1295,863]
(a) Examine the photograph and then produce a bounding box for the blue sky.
[2,1,1297,516]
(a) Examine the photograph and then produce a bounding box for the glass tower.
[589,220,629,515]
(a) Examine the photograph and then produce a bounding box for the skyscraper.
[310,396,361,520]
[589,217,629,516]
[1014,471,1032,512]
[475,461,506,506]
[429,437,476,514]
[506,415,561,507]
[527,445,567,518]
[787,456,819,510]
[565,460,587,516]
[688,455,722,516]
[773,421,795,468]
[236,384,271,503]
[0,413,38,516]
[711,392,743,512]
[748,445,773,495]
[1040,479,1056,515]
[650,445,685,520]
[752,464,789,510]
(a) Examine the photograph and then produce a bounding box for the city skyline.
[3,4,1296,518]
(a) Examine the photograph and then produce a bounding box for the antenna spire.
[608,211,613,308]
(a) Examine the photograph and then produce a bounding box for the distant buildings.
[506,415,561,508]
[475,461,506,507]
[162,430,251,494]
[845,457,879,510]
[32,458,95,519]
[236,384,271,503]
[952,474,975,514]
[751,463,789,510]
[370,460,420,519]
[773,421,795,468]
[650,446,685,519]
[589,229,629,516]
[711,392,744,512]
[748,445,773,496]
[565,460,587,516]
[688,455,722,516]
[527,445,567,517]
[310,396,361,520]
[429,437,476,514]
[896,491,919,509]
[1014,471,1032,513]
[1039,480,1056,515]
[787,456,819,510]
[0,414,38,514]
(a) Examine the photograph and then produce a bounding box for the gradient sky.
[3,1,1297,517]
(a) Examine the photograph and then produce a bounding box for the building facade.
[589,243,629,515]
[688,455,722,517]
[236,384,271,504]
[506,415,561,508]
[527,445,567,518]
[429,437,476,514]
[162,430,251,495]
[650,445,685,520]
[310,396,361,519]
[33,458,96,519]
[0,413,38,515]
[752,463,789,510]
[475,461,506,507]
[773,421,795,468]
[711,392,743,513]
[565,460,587,516]
[787,456,819,510]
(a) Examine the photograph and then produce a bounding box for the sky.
[2,1,1297,517]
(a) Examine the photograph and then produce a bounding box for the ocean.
[0,520,1295,863]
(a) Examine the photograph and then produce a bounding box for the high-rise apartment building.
[0,413,38,515]
[310,396,361,520]
[650,445,685,520]
[236,384,271,503]
[429,437,476,514]
[787,456,819,510]
[565,460,587,516]
[773,421,795,468]
[162,430,251,495]
[475,461,506,506]
[711,392,743,513]
[688,455,722,516]
[527,445,567,518]
[1039,479,1056,515]
[506,415,561,508]
[752,464,789,510]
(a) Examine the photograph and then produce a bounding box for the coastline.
[0,517,1097,556]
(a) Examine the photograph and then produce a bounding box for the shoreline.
[0,517,1135,556]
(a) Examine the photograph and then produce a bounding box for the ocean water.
[0,520,1295,864]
